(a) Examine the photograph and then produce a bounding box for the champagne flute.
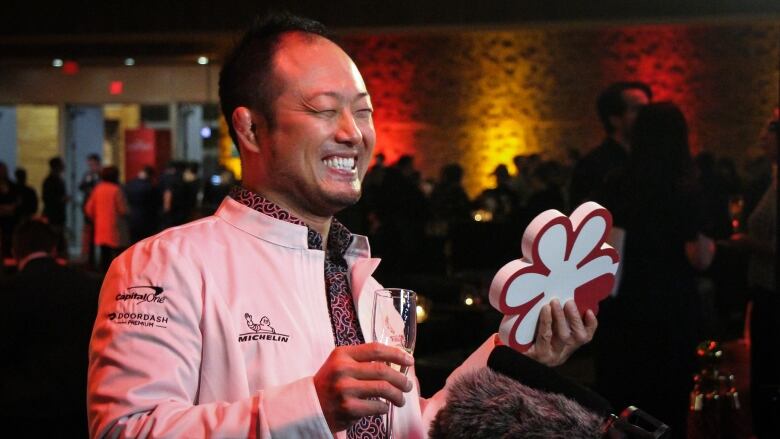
[372,288,417,439]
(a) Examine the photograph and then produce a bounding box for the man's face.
[616,88,649,136]
[88,158,100,173]
[253,34,375,218]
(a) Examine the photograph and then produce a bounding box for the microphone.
[486,346,671,439]
[429,367,605,438]
[487,345,613,416]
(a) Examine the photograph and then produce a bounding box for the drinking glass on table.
[372,288,417,439]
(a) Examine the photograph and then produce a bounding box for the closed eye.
[355,108,373,118]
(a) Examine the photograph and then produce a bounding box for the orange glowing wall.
[341,22,778,197]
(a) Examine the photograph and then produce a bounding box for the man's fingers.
[350,379,407,407]
[563,300,589,343]
[347,361,413,392]
[341,398,390,420]
[316,344,415,433]
[535,303,553,348]
[347,342,414,367]
[550,299,571,342]
[584,309,598,337]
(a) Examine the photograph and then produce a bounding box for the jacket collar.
[216,196,382,335]
[214,196,373,258]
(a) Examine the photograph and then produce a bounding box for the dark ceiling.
[2,0,779,66]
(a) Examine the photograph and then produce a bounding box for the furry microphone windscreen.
[429,368,603,439]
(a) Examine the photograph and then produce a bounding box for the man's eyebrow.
[305,91,371,102]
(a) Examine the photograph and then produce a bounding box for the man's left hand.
[523,299,597,367]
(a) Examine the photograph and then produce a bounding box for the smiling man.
[87,13,596,439]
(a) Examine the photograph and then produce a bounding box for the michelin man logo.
[245,313,276,333]
[238,313,289,343]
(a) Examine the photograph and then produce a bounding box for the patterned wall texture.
[16,105,60,198]
[342,21,779,197]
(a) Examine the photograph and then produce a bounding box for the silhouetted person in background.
[594,102,714,438]
[79,153,102,198]
[510,154,532,207]
[183,161,202,219]
[570,81,652,207]
[695,152,732,240]
[161,160,190,228]
[362,152,386,206]
[351,152,387,236]
[13,167,37,220]
[79,153,102,269]
[125,165,162,244]
[429,163,472,274]
[476,164,518,224]
[430,163,471,230]
[373,154,430,274]
[524,160,566,220]
[0,161,18,259]
[42,156,67,228]
[742,154,773,220]
[41,156,68,256]
[715,157,742,202]
[0,219,101,437]
[202,165,235,216]
[725,115,778,439]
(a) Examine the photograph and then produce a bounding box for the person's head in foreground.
[12,219,59,269]
[219,12,375,231]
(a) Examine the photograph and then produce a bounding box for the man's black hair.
[87,153,101,162]
[14,167,27,184]
[49,156,64,171]
[12,219,59,260]
[219,12,332,146]
[596,81,653,135]
[101,165,120,184]
[628,101,692,187]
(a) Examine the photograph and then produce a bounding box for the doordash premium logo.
[108,311,168,329]
[238,313,289,343]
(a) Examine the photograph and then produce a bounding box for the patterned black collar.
[229,186,353,256]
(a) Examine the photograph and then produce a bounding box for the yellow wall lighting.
[464,118,527,196]
[218,115,242,181]
[456,31,542,197]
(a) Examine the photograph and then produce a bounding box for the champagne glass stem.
[386,404,394,439]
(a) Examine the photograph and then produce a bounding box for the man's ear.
[232,107,261,153]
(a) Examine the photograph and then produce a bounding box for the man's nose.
[335,111,362,146]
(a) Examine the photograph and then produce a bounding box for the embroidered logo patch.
[238,313,290,343]
[115,285,166,305]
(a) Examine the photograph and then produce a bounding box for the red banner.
[125,128,171,182]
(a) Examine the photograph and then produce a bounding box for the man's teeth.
[323,157,355,171]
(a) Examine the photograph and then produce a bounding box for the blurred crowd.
[0,157,237,271]
[0,80,776,438]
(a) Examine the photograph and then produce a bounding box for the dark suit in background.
[568,137,628,208]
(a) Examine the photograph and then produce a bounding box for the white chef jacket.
[88,196,496,438]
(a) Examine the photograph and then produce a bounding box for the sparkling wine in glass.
[372,288,417,438]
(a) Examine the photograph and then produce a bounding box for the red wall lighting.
[62,60,79,75]
[109,81,124,95]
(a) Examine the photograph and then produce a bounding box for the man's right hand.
[313,342,414,433]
